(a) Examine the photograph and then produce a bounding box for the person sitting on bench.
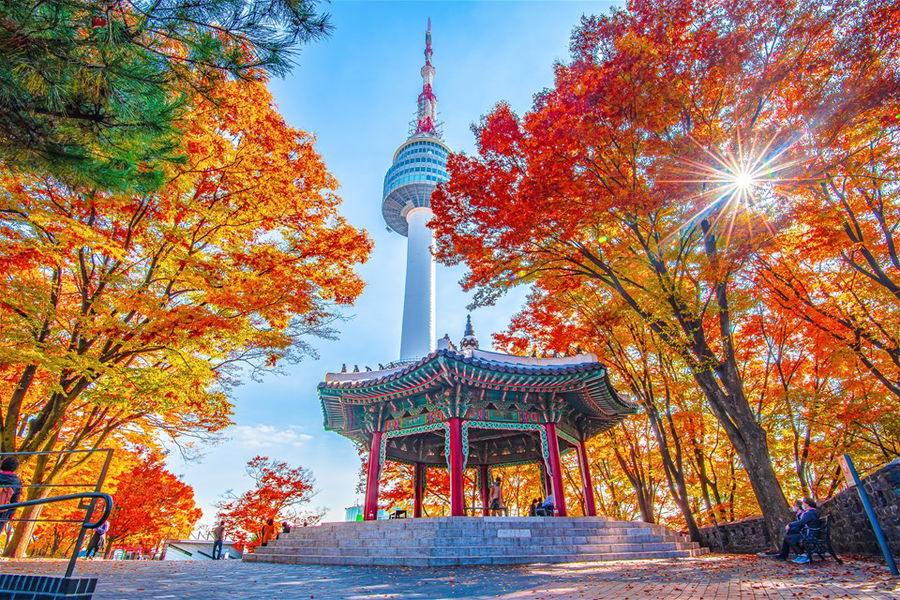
[535,494,555,516]
[763,497,821,563]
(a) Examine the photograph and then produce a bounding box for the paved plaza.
[1,555,897,599]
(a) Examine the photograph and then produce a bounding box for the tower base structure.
[245,517,707,567]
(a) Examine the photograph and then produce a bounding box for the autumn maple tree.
[102,452,201,556]
[217,456,322,550]
[431,0,898,541]
[0,70,371,555]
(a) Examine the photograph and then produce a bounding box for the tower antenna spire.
[414,18,438,137]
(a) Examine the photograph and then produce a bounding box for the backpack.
[0,486,13,506]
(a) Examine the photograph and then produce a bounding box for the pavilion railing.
[0,449,114,577]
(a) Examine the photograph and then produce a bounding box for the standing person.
[211,520,226,560]
[489,476,503,515]
[0,456,23,531]
[259,518,276,547]
[85,520,109,559]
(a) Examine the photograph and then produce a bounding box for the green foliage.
[0,0,331,192]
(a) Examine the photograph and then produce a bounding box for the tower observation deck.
[382,19,450,362]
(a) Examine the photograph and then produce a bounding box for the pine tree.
[0,0,331,191]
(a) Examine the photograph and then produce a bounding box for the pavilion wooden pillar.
[413,462,425,518]
[537,461,548,498]
[542,422,568,516]
[363,431,383,521]
[478,464,491,516]
[576,440,597,516]
[448,417,466,516]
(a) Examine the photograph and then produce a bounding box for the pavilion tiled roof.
[318,349,638,440]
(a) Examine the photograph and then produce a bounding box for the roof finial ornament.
[459,314,479,356]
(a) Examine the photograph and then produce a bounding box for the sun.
[658,133,802,247]
[732,169,756,191]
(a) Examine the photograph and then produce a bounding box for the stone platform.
[243,516,707,567]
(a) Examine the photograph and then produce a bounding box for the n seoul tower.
[381,20,450,362]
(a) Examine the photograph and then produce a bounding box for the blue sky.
[169,0,622,527]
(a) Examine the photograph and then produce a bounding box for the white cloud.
[228,424,313,449]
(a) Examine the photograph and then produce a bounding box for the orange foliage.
[104,452,201,555]
[216,456,322,551]
[430,0,899,539]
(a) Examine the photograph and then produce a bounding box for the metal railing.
[0,449,114,577]
[1,493,113,577]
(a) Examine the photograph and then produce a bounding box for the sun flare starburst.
[660,133,801,247]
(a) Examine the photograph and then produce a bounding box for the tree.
[217,456,321,550]
[103,452,201,556]
[0,74,370,458]
[0,74,371,555]
[430,0,898,541]
[0,0,332,191]
[754,107,900,400]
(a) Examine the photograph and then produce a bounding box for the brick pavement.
[0,555,897,599]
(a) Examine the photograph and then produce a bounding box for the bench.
[799,515,842,564]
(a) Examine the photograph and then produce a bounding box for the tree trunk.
[646,401,701,541]
[3,489,48,558]
[692,368,792,543]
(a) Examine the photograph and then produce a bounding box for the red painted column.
[448,417,465,516]
[577,440,597,516]
[413,462,425,518]
[543,423,568,517]
[479,464,491,516]
[363,431,383,521]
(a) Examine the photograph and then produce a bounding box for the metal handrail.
[1,492,114,577]
[0,492,113,529]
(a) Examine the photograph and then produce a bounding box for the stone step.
[245,548,705,567]
[279,532,677,544]
[255,541,698,557]
[270,536,690,551]
[246,517,707,567]
[280,526,683,540]
[260,536,696,550]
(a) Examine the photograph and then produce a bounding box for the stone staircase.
[244,516,708,567]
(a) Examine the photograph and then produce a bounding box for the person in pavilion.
[489,476,504,515]
[537,494,555,516]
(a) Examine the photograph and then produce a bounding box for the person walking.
[212,520,226,560]
[84,520,109,559]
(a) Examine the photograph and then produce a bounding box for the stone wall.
[697,458,900,556]
[696,516,771,554]
[821,458,900,557]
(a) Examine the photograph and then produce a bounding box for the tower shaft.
[399,207,436,361]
